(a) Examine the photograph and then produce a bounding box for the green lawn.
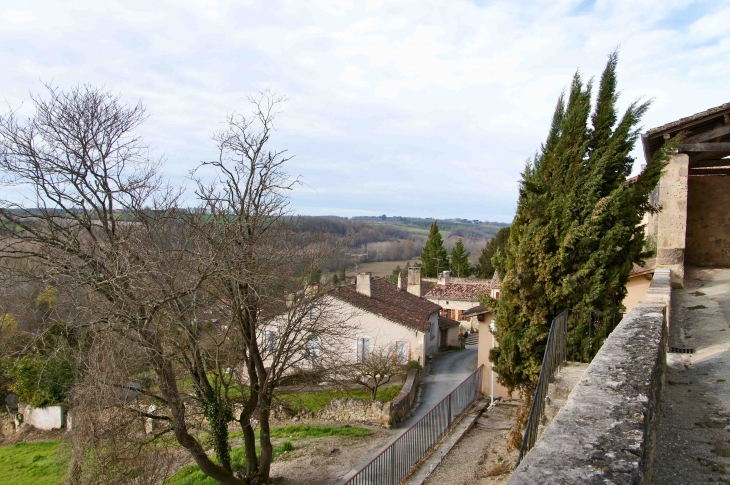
[0,440,69,485]
[279,385,401,413]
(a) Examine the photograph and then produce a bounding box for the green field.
[0,440,69,485]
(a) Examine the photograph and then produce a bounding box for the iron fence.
[516,309,568,467]
[343,365,483,485]
[567,310,624,362]
[516,308,624,467]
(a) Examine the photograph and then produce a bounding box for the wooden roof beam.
[689,167,730,176]
[692,159,730,168]
[683,123,730,143]
[679,142,730,152]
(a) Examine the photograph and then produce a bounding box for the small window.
[357,337,370,362]
[458,310,464,321]
[396,341,409,365]
[306,336,321,364]
[309,308,319,322]
[266,330,277,355]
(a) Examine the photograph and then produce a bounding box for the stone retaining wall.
[508,268,671,484]
[390,368,421,424]
[318,398,392,427]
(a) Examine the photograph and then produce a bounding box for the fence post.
[389,446,395,485]
[448,393,452,425]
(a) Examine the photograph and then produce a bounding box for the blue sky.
[2,0,728,222]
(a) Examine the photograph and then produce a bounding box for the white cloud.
[0,0,727,221]
[2,10,34,23]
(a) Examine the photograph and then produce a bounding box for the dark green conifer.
[419,221,449,277]
[475,227,510,278]
[488,51,680,396]
[450,239,471,277]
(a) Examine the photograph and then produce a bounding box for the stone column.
[656,152,689,287]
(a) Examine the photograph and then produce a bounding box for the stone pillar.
[656,152,689,287]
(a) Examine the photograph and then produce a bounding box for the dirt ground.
[652,267,730,484]
[269,420,395,485]
[422,399,520,485]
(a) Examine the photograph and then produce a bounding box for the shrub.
[5,353,73,407]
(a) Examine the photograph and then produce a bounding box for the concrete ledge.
[508,278,670,484]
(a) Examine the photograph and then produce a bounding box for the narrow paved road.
[652,267,730,484]
[340,345,478,483]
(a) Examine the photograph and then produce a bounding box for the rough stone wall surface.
[390,369,421,424]
[508,272,670,485]
[685,175,730,267]
[656,153,689,286]
[318,398,392,427]
[18,403,67,430]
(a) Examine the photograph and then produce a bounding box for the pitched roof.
[463,305,491,317]
[336,278,441,333]
[490,272,500,289]
[630,258,656,277]
[424,282,492,301]
[438,316,460,329]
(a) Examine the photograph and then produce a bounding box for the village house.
[331,269,461,365]
[421,271,496,332]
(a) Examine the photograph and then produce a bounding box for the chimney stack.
[407,267,421,297]
[397,272,403,290]
[356,272,372,298]
[438,270,451,285]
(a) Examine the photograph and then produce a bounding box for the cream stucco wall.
[333,298,438,365]
[477,313,513,399]
[425,297,478,330]
[623,274,653,313]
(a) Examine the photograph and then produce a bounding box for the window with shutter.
[356,337,370,362]
[396,341,409,365]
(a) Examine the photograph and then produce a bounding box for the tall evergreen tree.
[488,51,681,397]
[419,221,449,277]
[450,239,471,277]
[475,226,510,278]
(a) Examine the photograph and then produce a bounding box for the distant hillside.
[295,215,510,272]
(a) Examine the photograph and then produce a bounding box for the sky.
[1,0,729,223]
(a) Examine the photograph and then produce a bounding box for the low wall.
[508,268,671,484]
[18,403,67,430]
[390,368,421,424]
[318,398,391,427]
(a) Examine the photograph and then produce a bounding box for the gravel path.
[652,267,730,484]
[422,400,520,485]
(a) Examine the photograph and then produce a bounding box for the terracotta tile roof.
[438,316,460,329]
[463,305,490,317]
[490,272,500,289]
[424,283,491,301]
[336,278,441,333]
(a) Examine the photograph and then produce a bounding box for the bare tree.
[350,342,403,401]
[0,85,354,485]
[192,92,356,483]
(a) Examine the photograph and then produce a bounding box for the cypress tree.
[450,239,471,277]
[488,51,680,397]
[475,226,510,278]
[419,221,449,277]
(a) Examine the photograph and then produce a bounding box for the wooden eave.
[642,103,730,169]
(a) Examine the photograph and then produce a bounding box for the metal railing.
[568,310,624,362]
[516,309,624,466]
[516,309,568,467]
[343,365,483,485]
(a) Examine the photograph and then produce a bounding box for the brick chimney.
[407,267,421,297]
[356,272,372,298]
[438,270,451,285]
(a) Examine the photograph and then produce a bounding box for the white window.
[430,321,436,340]
[266,330,277,355]
[309,308,319,322]
[306,336,322,364]
[396,341,409,365]
[356,337,370,362]
[490,320,496,333]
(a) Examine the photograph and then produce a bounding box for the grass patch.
[270,424,371,440]
[164,437,303,484]
[0,440,69,485]
[280,385,401,414]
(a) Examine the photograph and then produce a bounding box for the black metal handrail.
[515,309,568,467]
[343,365,483,485]
[516,308,624,467]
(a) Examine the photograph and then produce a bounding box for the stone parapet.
[508,274,671,484]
